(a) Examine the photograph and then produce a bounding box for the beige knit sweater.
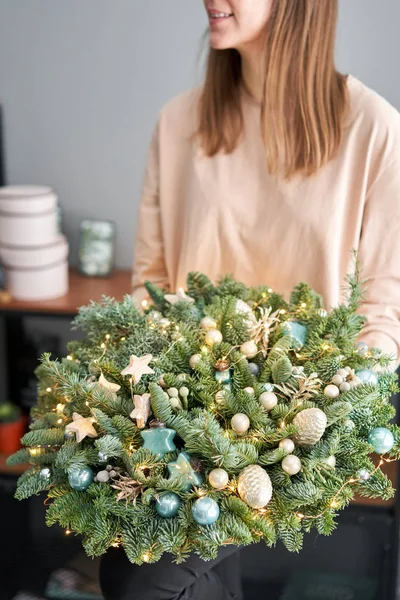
[132,76,400,365]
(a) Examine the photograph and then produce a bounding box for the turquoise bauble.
[281,321,307,348]
[140,427,177,460]
[155,492,182,518]
[192,497,220,525]
[356,370,379,385]
[263,383,274,392]
[368,427,394,454]
[68,466,94,491]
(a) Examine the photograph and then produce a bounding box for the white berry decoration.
[259,391,278,411]
[208,468,229,490]
[293,408,327,447]
[282,455,302,476]
[279,438,295,454]
[238,465,273,509]
[240,340,258,358]
[231,413,250,435]
[205,329,223,346]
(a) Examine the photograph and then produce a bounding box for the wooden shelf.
[0,267,132,315]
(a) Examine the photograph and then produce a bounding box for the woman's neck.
[239,43,265,104]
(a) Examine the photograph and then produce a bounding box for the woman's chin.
[209,34,234,51]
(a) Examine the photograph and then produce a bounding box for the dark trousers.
[99,545,243,600]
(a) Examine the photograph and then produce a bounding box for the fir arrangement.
[8,266,399,564]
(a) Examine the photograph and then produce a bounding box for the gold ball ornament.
[200,317,217,331]
[259,391,278,411]
[208,468,229,489]
[293,408,327,447]
[238,465,273,509]
[215,390,227,404]
[240,340,258,358]
[231,413,250,435]
[205,329,223,346]
[189,354,202,369]
[282,455,302,476]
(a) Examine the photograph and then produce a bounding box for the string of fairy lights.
[30,289,390,560]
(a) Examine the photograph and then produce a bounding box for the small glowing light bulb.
[67,355,73,361]
[141,299,148,308]
[46,387,52,393]
[143,553,150,563]
[101,343,106,349]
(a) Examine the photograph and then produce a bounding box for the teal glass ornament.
[68,466,94,491]
[155,492,182,518]
[192,497,220,525]
[368,427,394,454]
[215,369,232,386]
[263,383,274,392]
[356,370,379,385]
[167,451,203,491]
[281,321,307,349]
[140,427,177,460]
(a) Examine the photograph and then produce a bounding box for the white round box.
[0,185,58,247]
[0,235,69,301]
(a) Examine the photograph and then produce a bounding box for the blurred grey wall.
[0,0,399,269]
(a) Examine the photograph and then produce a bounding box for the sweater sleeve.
[131,121,169,304]
[356,155,400,370]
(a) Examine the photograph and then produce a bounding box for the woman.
[101,1,400,598]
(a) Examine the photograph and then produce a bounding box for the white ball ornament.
[189,354,202,369]
[238,465,273,509]
[259,391,278,411]
[293,408,327,447]
[282,455,302,476]
[205,329,223,346]
[200,317,217,331]
[167,388,179,398]
[340,381,351,393]
[208,468,229,490]
[331,374,344,386]
[240,340,258,358]
[244,387,255,395]
[279,438,295,454]
[324,384,340,399]
[231,413,250,435]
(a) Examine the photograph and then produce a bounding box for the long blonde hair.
[197,0,348,178]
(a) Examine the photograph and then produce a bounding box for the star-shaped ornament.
[140,427,177,460]
[121,354,155,384]
[167,451,203,491]
[65,412,98,443]
[164,288,195,305]
[130,393,151,429]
